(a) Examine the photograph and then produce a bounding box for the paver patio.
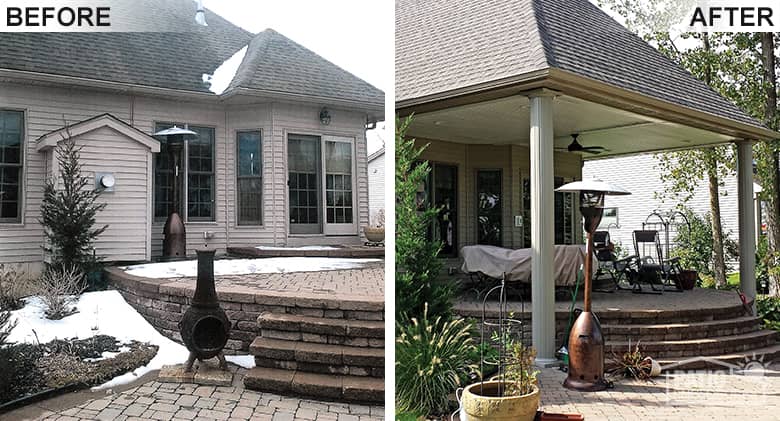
[2,365,384,421]
[537,365,780,420]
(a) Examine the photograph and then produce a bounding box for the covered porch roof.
[396,0,776,363]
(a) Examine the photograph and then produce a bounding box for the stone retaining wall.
[106,267,384,354]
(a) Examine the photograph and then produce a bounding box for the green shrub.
[672,209,737,278]
[396,306,478,416]
[757,295,780,331]
[395,115,454,321]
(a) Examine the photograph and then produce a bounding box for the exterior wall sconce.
[319,108,331,125]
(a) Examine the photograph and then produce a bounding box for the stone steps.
[250,337,384,377]
[602,316,761,342]
[658,344,780,371]
[606,329,778,358]
[258,313,384,348]
[244,367,384,403]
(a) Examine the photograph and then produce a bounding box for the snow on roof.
[203,45,248,95]
[123,257,380,279]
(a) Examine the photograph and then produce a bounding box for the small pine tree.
[40,130,108,274]
[395,115,454,322]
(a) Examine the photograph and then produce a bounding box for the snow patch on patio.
[6,290,255,390]
[255,245,340,251]
[203,45,248,95]
[123,257,381,279]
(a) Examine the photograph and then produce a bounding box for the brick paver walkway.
[11,366,384,421]
[537,366,780,420]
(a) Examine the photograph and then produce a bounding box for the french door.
[288,134,357,235]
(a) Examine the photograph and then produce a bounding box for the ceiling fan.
[556,134,608,155]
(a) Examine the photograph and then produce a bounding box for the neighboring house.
[584,154,762,271]
[367,147,385,223]
[0,0,383,274]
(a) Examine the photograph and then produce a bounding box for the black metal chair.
[631,230,684,293]
[592,231,636,292]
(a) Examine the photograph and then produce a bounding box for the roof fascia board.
[395,69,550,112]
[546,68,778,141]
[0,68,221,102]
[37,115,160,152]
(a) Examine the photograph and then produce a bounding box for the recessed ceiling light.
[434,121,443,126]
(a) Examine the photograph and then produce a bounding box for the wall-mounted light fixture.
[319,108,331,125]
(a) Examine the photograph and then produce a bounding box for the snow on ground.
[255,245,340,251]
[7,290,255,390]
[123,257,381,279]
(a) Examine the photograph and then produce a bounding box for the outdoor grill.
[178,249,230,371]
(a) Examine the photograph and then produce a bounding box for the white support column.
[529,91,556,363]
[737,140,757,312]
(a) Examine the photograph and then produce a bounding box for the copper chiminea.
[556,179,630,391]
[154,126,197,260]
[179,249,230,371]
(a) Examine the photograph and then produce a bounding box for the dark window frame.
[153,121,216,222]
[0,109,24,224]
[236,129,263,226]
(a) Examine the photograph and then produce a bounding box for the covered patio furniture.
[593,231,636,292]
[631,230,684,293]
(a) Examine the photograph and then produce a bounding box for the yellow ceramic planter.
[461,381,539,421]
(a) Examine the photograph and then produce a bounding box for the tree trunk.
[761,33,780,296]
[700,33,727,288]
[707,153,728,288]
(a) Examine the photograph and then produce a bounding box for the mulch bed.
[0,335,157,411]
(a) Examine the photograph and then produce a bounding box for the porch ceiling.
[406,94,736,159]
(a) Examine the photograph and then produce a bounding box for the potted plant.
[461,341,540,421]
[363,209,385,243]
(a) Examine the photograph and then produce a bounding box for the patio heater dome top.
[555,179,631,195]
[153,126,198,138]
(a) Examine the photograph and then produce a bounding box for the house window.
[522,176,576,247]
[325,141,353,224]
[0,110,23,223]
[153,123,215,221]
[237,131,262,225]
[476,169,502,246]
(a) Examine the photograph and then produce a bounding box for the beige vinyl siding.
[416,138,584,250]
[65,126,150,261]
[0,82,132,264]
[0,82,374,264]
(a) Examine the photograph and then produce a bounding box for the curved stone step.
[244,366,384,403]
[658,344,780,371]
[606,330,778,358]
[258,312,384,348]
[602,316,761,342]
[250,337,384,377]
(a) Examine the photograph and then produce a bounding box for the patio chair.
[592,231,637,292]
[631,230,684,293]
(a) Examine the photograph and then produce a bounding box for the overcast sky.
[202,0,391,154]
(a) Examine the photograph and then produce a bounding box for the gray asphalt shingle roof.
[0,0,382,107]
[396,0,763,128]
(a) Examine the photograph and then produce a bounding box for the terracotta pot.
[363,226,385,243]
[461,381,539,421]
[678,270,698,290]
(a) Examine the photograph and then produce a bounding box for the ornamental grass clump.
[396,305,479,416]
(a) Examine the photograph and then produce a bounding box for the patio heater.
[153,126,197,260]
[556,179,630,391]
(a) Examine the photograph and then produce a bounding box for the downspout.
[271,103,278,246]
[224,108,230,250]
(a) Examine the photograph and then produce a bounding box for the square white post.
[737,140,756,312]
[529,91,557,363]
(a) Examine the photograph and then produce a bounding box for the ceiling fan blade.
[581,146,606,151]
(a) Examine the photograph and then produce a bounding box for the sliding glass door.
[288,134,357,236]
[476,169,502,246]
